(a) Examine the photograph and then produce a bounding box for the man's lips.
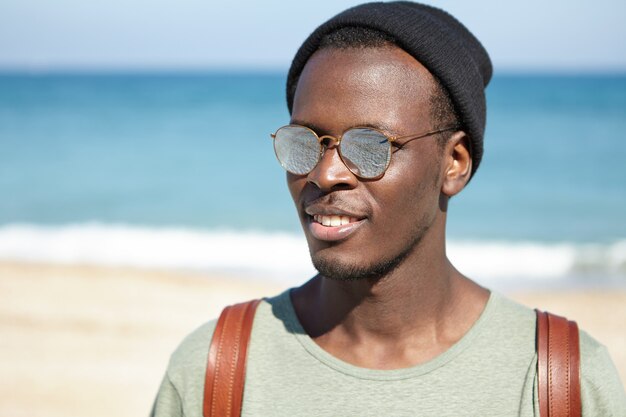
[304,206,367,242]
[307,216,366,242]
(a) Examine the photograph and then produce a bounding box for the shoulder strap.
[535,309,582,417]
[203,299,262,417]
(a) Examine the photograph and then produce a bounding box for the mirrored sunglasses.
[270,124,458,179]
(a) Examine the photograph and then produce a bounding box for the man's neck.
[290,233,489,369]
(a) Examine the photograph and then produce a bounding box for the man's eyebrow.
[289,119,400,136]
[289,119,327,134]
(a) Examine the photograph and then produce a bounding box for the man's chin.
[311,251,408,282]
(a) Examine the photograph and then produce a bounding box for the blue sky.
[1,0,625,72]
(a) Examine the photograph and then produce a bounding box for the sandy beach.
[0,261,624,417]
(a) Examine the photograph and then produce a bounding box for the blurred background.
[1,1,625,416]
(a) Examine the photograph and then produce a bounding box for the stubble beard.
[310,221,429,282]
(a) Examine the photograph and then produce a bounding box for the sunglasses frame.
[270,124,460,179]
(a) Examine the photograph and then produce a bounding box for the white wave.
[0,223,624,286]
[448,242,579,279]
[448,241,626,280]
[0,223,315,282]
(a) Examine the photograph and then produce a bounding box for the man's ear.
[441,131,472,197]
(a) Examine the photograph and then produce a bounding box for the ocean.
[1,73,625,289]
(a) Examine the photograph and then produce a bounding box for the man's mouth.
[306,212,366,242]
[303,201,368,242]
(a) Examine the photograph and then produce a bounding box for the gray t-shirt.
[152,290,626,416]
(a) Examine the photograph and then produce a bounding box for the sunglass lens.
[273,126,320,175]
[341,128,391,178]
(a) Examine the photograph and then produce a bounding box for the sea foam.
[0,223,624,288]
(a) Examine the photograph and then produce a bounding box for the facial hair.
[311,219,429,281]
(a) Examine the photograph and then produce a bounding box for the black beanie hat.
[286,1,492,178]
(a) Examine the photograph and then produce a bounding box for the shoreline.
[1,261,624,417]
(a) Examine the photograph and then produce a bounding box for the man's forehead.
[291,47,437,134]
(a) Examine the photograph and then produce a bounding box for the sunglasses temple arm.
[392,126,459,145]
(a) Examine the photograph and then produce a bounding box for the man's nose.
[306,141,358,191]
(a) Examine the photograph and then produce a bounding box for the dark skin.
[288,46,490,370]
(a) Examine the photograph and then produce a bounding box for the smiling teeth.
[313,215,357,226]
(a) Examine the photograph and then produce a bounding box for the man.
[152,2,625,416]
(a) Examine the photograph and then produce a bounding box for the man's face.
[289,46,449,280]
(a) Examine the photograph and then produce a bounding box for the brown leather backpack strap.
[535,309,582,417]
[537,310,550,417]
[203,299,262,417]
